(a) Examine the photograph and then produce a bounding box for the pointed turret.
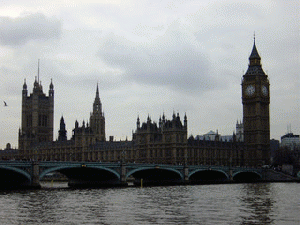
[23,79,27,90]
[172,111,176,119]
[49,79,54,90]
[162,113,166,122]
[231,131,236,142]
[184,113,187,129]
[93,83,102,113]
[22,79,28,97]
[90,84,106,142]
[249,39,261,61]
[33,60,43,94]
[58,116,67,141]
[245,38,266,76]
[215,129,220,141]
[137,115,140,129]
[33,76,39,89]
[49,79,54,97]
[159,116,162,128]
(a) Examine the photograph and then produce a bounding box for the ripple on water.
[0,183,299,225]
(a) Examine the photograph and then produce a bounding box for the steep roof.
[245,40,266,76]
[249,40,261,60]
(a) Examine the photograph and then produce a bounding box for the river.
[0,182,299,225]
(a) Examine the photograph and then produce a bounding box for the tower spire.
[249,39,260,61]
[96,83,100,99]
[245,37,265,76]
[90,83,106,141]
[93,83,102,113]
[23,78,27,90]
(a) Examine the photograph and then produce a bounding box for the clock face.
[262,86,268,96]
[246,85,255,96]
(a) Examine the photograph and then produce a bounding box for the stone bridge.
[0,161,264,188]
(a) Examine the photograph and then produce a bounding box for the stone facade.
[18,78,54,159]
[132,113,188,164]
[19,113,244,167]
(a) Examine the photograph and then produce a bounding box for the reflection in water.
[132,186,192,224]
[16,189,65,224]
[239,183,274,224]
[0,183,299,225]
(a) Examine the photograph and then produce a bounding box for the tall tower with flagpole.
[19,61,54,158]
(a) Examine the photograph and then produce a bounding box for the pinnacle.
[249,41,261,60]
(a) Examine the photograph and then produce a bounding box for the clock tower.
[242,39,270,167]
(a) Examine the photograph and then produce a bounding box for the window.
[38,115,48,127]
[26,115,32,127]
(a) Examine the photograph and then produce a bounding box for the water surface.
[0,182,299,224]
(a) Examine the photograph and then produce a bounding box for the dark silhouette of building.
[132,113,188,164]
[58,116,67,142]
[242,39,270,166]
[18,78,54,158]
[89,84,106,142]
[13,40,272,167]
[281,133,300,151]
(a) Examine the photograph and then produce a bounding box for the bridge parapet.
[38,161,122,180]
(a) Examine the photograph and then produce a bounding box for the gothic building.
[89,84,106,142]
[17,83,112,161]
[58,116,67,142]
[71,84,106,146]
[12,40,270,167]
[132,113,188,164]
[242,40,270,166]
[18,78,54,158]
[236,121,244,142]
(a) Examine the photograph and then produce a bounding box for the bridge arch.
[126,166,184,186]
[0,166,32,181]
[126,167,184,180]
[189,169,229,183]
[0,166,32,187]
[39,165,120,180]
[232,171,262,182]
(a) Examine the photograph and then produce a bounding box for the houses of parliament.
[4,41,271,167]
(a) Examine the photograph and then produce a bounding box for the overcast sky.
[0,0,299,149]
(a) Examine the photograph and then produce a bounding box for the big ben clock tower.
[242,39,270,167]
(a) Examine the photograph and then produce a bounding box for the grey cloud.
[98,28,221,93]
[0,66,20,96]
[0,13,61,46]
